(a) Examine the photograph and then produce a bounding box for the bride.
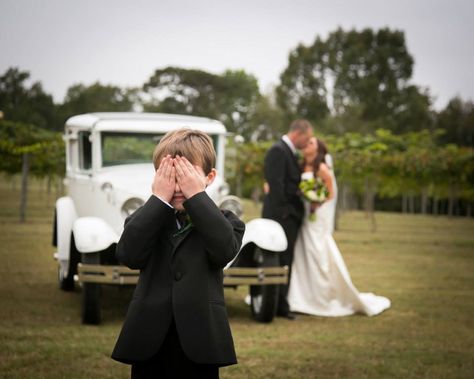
[288,137,390,317]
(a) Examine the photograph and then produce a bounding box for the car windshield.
[102,132,162,166]
[101,132,218,167]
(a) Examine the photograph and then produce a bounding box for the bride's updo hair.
[313,138,329,174]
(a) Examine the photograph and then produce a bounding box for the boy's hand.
[152,155,175,202]
[174,155,207,199]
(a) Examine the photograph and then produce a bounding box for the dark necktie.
[176,212,188,229]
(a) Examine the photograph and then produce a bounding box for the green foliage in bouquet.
[299,176,329,221]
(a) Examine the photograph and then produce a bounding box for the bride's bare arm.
[317,163,335,200]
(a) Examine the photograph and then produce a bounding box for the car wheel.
[58,234,78,291]
[81,252,101,325]
[249,247,279,323]
[58,264,74,291]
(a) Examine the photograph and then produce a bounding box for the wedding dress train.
[288,165,390,317]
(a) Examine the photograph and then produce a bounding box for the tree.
[0,120,63,222]
[277,27,431,134]
[0,67,58,131]
[436,97,474,147]
[328,28,413,119]
[276,39,330,124]
[392,85,434,133]
[143,67,218,115]
[218,70,260,139]
[143,67,260,139]
[246,95,286,141]
[58,82,136,124]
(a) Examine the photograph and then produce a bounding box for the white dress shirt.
[282,134,297,155]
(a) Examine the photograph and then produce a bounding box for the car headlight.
[218,195,243,218]
[121,197,145,218]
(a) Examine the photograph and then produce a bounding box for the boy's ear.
[205,168,217,186]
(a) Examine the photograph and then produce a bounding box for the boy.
[111,129,245,379]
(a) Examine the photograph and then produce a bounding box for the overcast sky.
[1,0,473,110]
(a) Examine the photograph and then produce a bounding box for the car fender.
[225,218,288,269]
[55,197,78,262]
[72,217,119,253]
[241,218,288,252]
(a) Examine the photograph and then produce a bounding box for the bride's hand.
[310,201,322,213]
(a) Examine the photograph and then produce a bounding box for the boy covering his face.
[112,129,245,379]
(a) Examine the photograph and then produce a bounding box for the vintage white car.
[52,112,288,324]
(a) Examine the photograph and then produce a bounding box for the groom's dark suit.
[111,192,245,368]
[262,138,304,316]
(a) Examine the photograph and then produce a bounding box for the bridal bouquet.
[299,172,329,221]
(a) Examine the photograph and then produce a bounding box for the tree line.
[1,27,473,220]
[227,129,473,220]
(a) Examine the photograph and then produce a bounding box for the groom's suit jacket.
[262,138,304,223]
[111,192,245,366]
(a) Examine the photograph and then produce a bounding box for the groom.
[262,119,313,320]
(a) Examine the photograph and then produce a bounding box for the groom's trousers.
[275,215,301,316]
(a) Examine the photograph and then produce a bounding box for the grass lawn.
[0,179,473,378]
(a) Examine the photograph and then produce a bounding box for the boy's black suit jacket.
[111,191,245,366]
[262,138,304,222]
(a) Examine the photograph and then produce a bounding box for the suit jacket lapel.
[280,138,300,171]
[169,225,194,257]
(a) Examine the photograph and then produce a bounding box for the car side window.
[78,131,92,171]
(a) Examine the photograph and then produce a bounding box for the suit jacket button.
[175,272,182,281]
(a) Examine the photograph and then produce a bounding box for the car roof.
[65,112,227,134]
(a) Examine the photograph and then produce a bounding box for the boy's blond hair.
[152,128,216,174]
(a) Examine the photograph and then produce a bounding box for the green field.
[0,180,473,379]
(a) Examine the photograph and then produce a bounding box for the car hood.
[96,164,155,200]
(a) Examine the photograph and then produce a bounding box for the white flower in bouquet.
[299,174,329,221]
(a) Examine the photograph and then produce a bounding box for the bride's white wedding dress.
[288,159,390,316]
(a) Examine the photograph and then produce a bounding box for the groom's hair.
[289,119,312,133]
[152,128,216,174]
